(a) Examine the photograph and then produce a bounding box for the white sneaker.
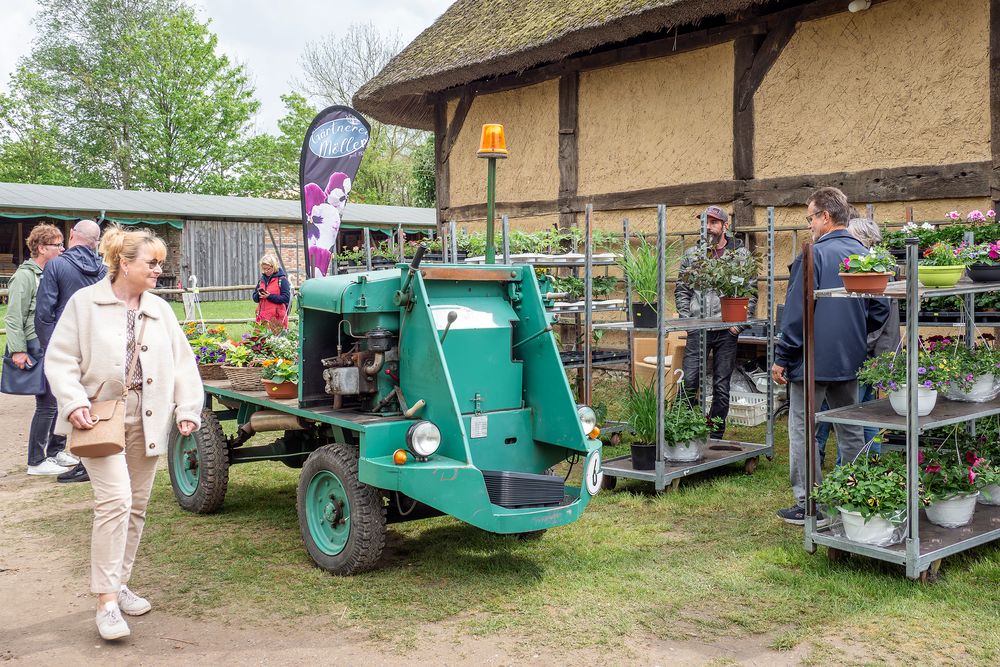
[54,451,79,467]
[26,458,70,476]
[96,601,130,640]
[118,585,151,616]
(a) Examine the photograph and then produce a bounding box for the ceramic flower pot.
[664,438,706,463]
[838,272,893,294]
[945,374,997,402]
[917,265,965,288]
[262,380,298,399]
[966,264,1000,283]
[630,442,656,470]
[979,484,1000,506]
[925,492,979,528]
[719,297,749,322]
[838,508,897,546]
[887,386,937,416]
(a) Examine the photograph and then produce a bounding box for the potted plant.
[662,392,714,463]
[219,341,265,391]
[917,242,966,287]
[812,452,907,546]
[261,358,299,399]
[839,245,897,294]
[857,347,953,417]
[184,323,228,381]
[957,237,1000,282]
[937,337,1000,402]
[881,221,940,258]
[617,235,661,328]
[920,450,984,528]
[677,245,759,322]
[622,381,658,470]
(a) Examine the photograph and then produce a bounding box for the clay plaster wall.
[447,80,560,208]
[755,0,990,178]
[577,44,734,195]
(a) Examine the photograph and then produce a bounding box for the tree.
[297,22,429,206]
[0,80,81,186]
[411,135,436,208]
[5,0,258,193]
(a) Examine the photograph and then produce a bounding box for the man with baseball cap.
[674,205,757,440]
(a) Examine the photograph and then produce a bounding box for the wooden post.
[558,72,579,231]
[991,0,1000,211]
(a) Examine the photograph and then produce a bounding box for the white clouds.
[0,0,453,132]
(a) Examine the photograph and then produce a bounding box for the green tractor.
[168,249,604,575]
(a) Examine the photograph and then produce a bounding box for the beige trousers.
[80,389,158,594]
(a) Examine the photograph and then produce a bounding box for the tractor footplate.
[482,470,565,509]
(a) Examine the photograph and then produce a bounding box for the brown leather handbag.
[68,317,147,458]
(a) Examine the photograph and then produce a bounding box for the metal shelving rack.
[804,238,1000,579]
[600,205,776,491]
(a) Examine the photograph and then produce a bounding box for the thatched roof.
[355,0,778,130]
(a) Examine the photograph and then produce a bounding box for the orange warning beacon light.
[477,123,508,159]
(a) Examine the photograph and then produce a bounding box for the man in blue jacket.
[35,219,107,483]
[771,188,889,525]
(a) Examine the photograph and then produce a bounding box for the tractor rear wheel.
[168,409,229,514]
[297,444,386,575]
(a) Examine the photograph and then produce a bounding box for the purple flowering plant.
[956,239,1000,267]
[857,345,954,393]
[927,335,1000,392]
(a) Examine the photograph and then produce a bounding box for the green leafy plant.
[261,358,299,384]
[920,449,984,504]
[677,244,759,298]
[840,245,896,273]
[812,452,908,521]
[617,235,665,306]
[924,335,1000,392]
[956,239,1000,266]
[662,392,713,447]
[919,242,964,267]
[622,381,659,443]
[219,343,259,368]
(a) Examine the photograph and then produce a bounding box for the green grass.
[33,374,1000,664]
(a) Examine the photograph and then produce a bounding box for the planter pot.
[664,438,706,463]
[222,365,264,392]
[917,265,965,288]
[945,374,997,402]
[719,296,749,322]
[979,484,1000,506]
[838,272,893,294]
[262,380,298,399]
[839,508,898,546]
[631,302,658,329]
[888,386,937,417]
[197,363,227,381]
[925,492,979,528]
[966,263,1000,283]
[630,442,656,470]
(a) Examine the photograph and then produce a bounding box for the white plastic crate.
[706,390,768,427]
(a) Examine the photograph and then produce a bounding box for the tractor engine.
[321,327,400,414]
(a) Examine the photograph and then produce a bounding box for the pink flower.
[968,210,985,221]
[966,450,978,464]
[968,467,977,484]
[988,210,997,218]
[925,464,941,474]
[842,258,850,271]
[947,211,961,220]
[918,450,925,465]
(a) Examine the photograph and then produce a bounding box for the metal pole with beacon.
[477,124,508,265]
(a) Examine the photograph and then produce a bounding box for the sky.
[0,0,453,133]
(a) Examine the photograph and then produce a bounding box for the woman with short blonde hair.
[45,224,203,641]
[253,252,291,330]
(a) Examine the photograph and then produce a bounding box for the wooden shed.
[355,0,998,277]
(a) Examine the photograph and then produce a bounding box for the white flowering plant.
[840,245,896,274]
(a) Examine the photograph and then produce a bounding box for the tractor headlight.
[406,421,441,460]
[577,406,597,435]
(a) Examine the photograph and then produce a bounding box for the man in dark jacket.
[35,219,107,483]
[675,206,758,439]
[771,188,889,525]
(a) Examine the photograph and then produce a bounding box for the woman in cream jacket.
[45,225,203,641]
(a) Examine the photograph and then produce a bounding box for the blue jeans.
[816,383,878,465]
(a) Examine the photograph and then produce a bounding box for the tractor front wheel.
[168,409,229,514]
[297,444,386,575]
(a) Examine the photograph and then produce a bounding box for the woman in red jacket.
[252,253,291,330]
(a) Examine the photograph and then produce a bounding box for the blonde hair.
[259,253,279,270]
[26,223,63,257]
[99,224,167,281]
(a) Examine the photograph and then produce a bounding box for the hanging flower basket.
[917,265,965,288]
[979,484,1000,506]
[838,508,898,546]
[925,492,979,528]
[664,438,706,463]
[967,264,1000,283]
[887,385,937,416]
[223,365,264,391]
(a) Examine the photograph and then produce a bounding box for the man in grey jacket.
[675,206,758,439]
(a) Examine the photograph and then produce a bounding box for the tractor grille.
[481,470,565,509]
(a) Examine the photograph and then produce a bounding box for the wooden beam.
[443,161,992,221]
[736,11,799,113]
[992,0,1000,209]
[441,91,473,166]
[433,100,449,228]
[558,72,579,230]
[733,34,759,182]
[746,161,992,207]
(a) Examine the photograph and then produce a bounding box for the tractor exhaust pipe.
[231,410,307,447]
